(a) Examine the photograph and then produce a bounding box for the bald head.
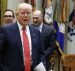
[32,10,43,26]
[33,10,42,17]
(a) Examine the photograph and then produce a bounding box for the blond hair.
[16,3,32,13]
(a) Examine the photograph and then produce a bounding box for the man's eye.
[20,12,30,15]
[4,15,13,17]
[21,12,25,14]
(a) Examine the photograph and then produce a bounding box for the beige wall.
[7,0,24,13]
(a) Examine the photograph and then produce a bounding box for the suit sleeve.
[0,27,9,71]
[44,28,56,56]
[0,27,5,60]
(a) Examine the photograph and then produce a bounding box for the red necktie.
[22,28,31,71]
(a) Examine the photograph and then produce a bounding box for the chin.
[23,22,28,26]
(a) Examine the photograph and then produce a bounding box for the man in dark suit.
[0,3,46,71]
[32,10,55,71]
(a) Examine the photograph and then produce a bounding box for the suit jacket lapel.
[11,23,23,58]
[41,24,45,33]
[29,25,36,59]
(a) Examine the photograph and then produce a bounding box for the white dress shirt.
[38,22,43,32]
[17,21,32,60]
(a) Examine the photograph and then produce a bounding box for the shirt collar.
[38,22,43,32]
[39,22,43,29]
[17,21,29,31]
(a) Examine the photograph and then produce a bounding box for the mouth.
[23,19,28,22]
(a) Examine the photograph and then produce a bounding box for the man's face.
[16,8,31,26]
[32,15,42,26]
[4,11,14,24]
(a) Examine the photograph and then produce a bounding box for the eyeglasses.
[4,15,14,17]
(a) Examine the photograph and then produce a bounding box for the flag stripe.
[53,21,64,52]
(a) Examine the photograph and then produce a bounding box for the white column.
[7,0,24,13]
[36,0,43,11]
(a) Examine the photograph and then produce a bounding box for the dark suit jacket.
[32,23,55,70]
[41,24,55,53]
[41,24,55,70]
[0,22,44,71]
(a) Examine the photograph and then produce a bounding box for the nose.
[7,16,10,19]
[33,18,37,21]
[24,13,28,16]
[24,12,30,17]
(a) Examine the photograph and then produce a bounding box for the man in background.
[32,10,55,71]
[3,9,14,25]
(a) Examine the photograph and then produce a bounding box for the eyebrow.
[4,15,14,17]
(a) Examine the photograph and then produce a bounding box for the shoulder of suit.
[29,24,40,32]
[2,22,17,30]
[43,23,53,29]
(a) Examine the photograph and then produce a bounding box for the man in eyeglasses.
[3,9,15,25]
